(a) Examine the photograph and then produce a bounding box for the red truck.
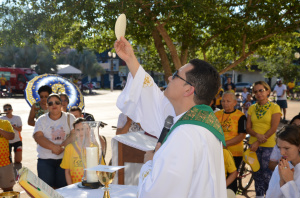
[0,67,38,95]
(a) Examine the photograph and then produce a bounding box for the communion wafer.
[115,14,126,40]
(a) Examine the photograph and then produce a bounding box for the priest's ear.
[184,85,195,97]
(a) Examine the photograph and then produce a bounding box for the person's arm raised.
[114,36,140,78]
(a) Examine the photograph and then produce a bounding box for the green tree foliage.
[57,49,105,77]
[254,33,300,82]
[2,0,300,79]
[0,43,56,73]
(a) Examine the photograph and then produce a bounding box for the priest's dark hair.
[186,59,220,105]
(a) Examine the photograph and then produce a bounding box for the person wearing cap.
[0,104,23,177]
[33,93,76,189]
[266,125,300,198]
[115,36,226,198]
[273,79,288,122]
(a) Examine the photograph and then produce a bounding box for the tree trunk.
[156,23,182,70]
[152,28,172,82]
[180,42,188,66]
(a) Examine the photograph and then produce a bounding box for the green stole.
[162,105,226,146]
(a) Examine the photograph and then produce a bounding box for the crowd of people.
[0,84,109,193]
[0,37,299,198]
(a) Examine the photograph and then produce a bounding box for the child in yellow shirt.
[61,118,105,185]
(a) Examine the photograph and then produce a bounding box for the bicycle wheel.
[237,161,254,191]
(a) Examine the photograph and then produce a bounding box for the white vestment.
[266,163,300,198]
[117,66,227,198]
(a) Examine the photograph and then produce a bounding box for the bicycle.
[237,134,254,192]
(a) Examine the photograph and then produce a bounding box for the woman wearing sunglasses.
[266,125,300,198]
[246,81,281,198]
[28,85,52,126]
[33,93,76,189]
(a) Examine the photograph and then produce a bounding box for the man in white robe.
[115,37,227,198]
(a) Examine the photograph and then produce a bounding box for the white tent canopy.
[57,64,82,74]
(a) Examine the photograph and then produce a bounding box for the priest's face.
[164,64,193,103]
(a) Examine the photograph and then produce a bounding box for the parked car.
[235,82,253,92]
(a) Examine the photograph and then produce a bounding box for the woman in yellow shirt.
[246,81,281,198]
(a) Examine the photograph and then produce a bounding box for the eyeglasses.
[172,70,197,95]
[172,70,193,86]
[253,89,266,94]
[4,107,12,111]
[48,101,62,106]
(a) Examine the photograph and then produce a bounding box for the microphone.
[157,115,174,144]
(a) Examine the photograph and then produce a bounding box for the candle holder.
[78,121,104,189]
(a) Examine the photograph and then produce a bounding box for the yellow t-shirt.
[287,82,295,89]
[215,88,224,106]
[0,119,14,167]
[248,102,281,147]
[60,142,106,184]
[223,149,237,178]
[60,142,84,184]
[215,109,245,156]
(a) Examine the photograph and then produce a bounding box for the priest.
[115,36,227,198]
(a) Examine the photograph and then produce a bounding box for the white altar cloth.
[56,183,138,198]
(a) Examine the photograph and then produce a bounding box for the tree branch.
[220,51,255,74]
[242,34,246,57]
[248,33,276,47]
[203,24,232,47]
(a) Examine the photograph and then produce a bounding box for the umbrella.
[25,73,84,110]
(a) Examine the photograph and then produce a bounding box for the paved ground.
[0,90,299,197]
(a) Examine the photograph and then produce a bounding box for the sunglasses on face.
[253,89,266,94]
[48,101,62,106]
[4,107,12,111]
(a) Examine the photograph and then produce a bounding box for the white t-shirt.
[274,84,287,100]
[242,91,249,101]
[270,145,282,162]
[33,112,75,159]
[0,115,22,143]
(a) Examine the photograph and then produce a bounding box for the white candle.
[86,147,99,182]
